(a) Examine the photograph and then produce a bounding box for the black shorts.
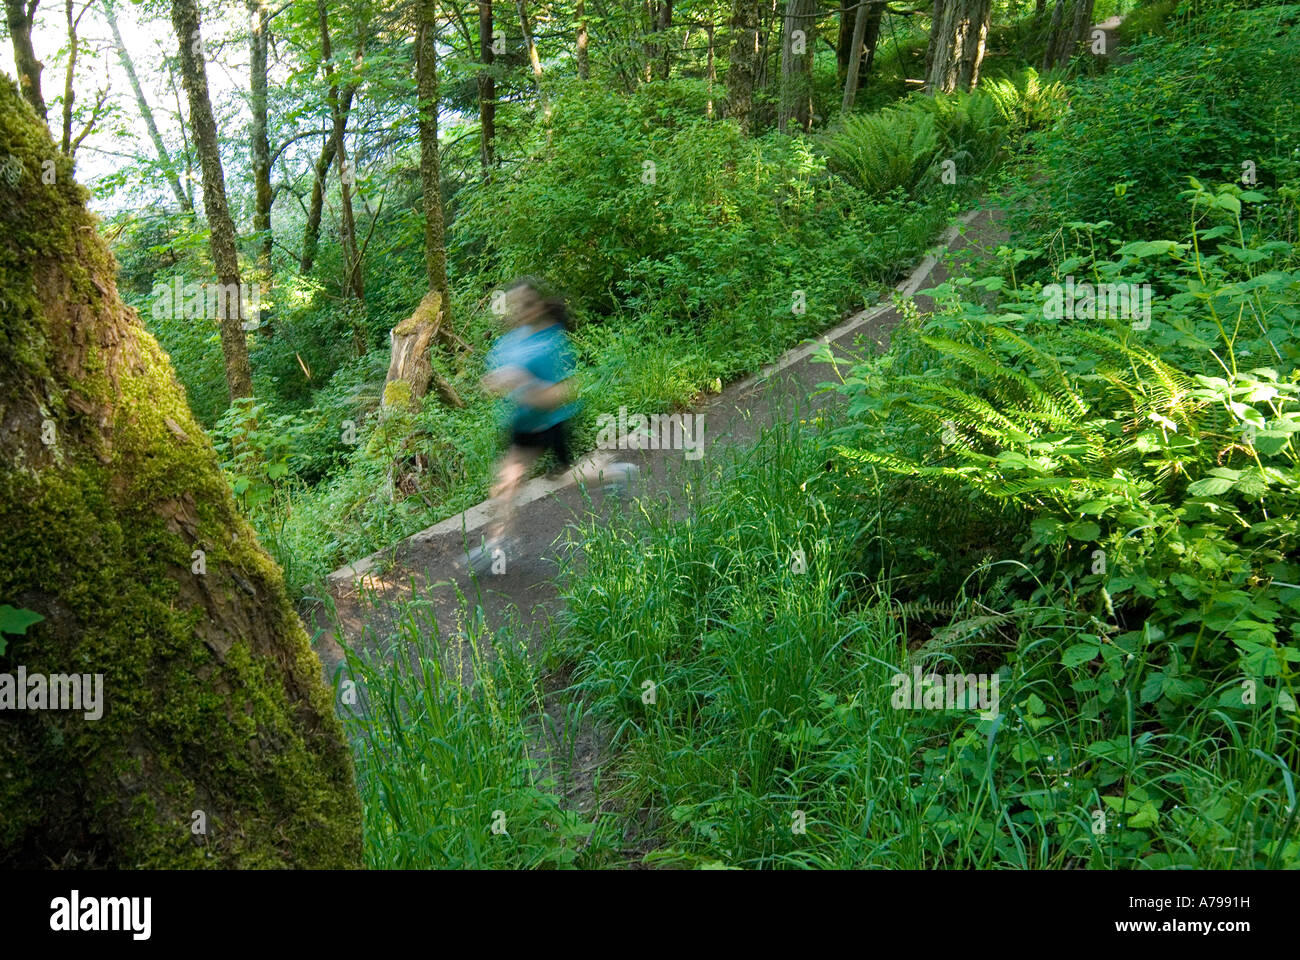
[509,420,573,467]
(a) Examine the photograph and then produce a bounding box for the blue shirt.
[485,322,579,433]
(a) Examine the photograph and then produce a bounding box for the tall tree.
[705,19,716,116]
[1042,0,1095,69]
[5,0,47,120]
[654,0,673,80]
[0,74,362,868]
[925,0,992,95]
[105,1,192,212]
[517,0,544,89]
[725,0,762,132]
[859,1,885,80]
[388,0,465,411]
[318,0,364,307]
[299,127,342,273]
[575,0,589,78]
[778,0,816,133]
[416,0,449,305]
[58,0,107,157]
[248,0,273,276]
[479,0,496,171]
[840,0,871,112]
[170,0,254,401]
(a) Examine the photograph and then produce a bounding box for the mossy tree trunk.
[398,0,465,413]
[4,0,46,121]
[0,75,362,868]
[170,0,254,402]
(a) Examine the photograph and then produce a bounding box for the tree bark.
[860,2,884,79]
[56,0,105,158]
[778,0,816,133]
[0,73,362,868]
[170,0,254,402]
[925,0,992,95]
[725,0,762,133]
[656,0,673,80]
[575,0,589,79]
[248,0,273,277]
[402,0,464,409]
[60,0,78,153]
[105,2,192,213]
[517,0,544,88]
[705,20,716,116]
[299,132,338,274]
[837,0,852,82]
[840,0,871,112]
[318,0,363,308]
[839,0,882,83]
[479,0,496,173]
[5,0,47,121]
[1042,0,1095,69]
[416,0,449,305]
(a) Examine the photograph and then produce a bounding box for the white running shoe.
[602,462,640,497]
[463,535,516,574]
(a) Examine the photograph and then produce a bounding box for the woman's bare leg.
[486,444,541,544]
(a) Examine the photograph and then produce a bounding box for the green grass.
[545,408,1297,868]
[330,583,612,868]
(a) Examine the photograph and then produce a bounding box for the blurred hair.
[540,297,572,331]
[505,276,572,330]
[505,275,549,300]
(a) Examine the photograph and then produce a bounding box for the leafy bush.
[822,104,943,197]
[1013,4,1300,240]
[982,68,1071,134]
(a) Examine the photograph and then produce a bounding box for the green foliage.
[1012,4,1300,241]
[0,605,44,656]
[822,103,943,198]
[556,407,1297,867]
[827,185,1300,863]
[337,595,610,868]
[212,398,307,513]
[822,78,1066,200]
[981,68,1071,134]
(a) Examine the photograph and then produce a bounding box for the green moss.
[0,76,362,867]
[392,289,441,337]
[382,378,414,410]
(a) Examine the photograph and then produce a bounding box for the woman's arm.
[519,377,575,410]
